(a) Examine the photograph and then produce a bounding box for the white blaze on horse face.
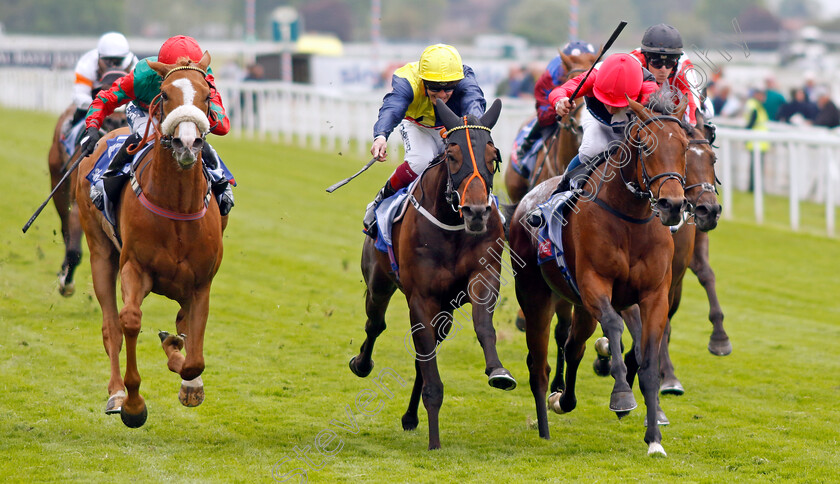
[172,78,196,106]
[160,77,210,139]
[689,145,706,157]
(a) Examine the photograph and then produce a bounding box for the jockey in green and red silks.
[85,35,229,136]
[80,35,235,217]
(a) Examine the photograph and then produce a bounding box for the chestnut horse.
[349,98,516,450]
[76,53,225,428]
[510,96,689,456]
[503,51,596,205]
[48,70,128,297]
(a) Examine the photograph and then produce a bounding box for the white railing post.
[789,141,799,231]
[722,138,733,220]
[753,143,763,224]
[827,149,836,237]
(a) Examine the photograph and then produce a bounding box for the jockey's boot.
[70,107,87,125]
[555,154,591,194]
[515,122,541,162]
[90,132,141,211]
[202,143,234,216]
[363,180,397,239]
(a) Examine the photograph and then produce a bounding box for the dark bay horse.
[510,96,689,456]
[349,98,516,450]
[503,51,596,205]
[76,53,225,428]
[48,70,128,296]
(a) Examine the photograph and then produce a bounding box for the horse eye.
[160,92,168,101]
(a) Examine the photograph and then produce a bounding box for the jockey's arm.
[457,66,487,118]
[85,71,136,130]
[372,75,413,140]
[72,50,99,111]
[206,72,230,135]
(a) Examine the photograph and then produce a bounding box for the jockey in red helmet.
[79,35,234,216]
[548,53,659,191]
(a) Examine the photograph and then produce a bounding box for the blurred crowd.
[705,74,840,129]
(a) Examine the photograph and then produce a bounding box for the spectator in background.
[778,88,818,125]
[813,87,840,128]
[710,82,741,118]
[762,77,786,121]
[495,64,532,99]
[244,63,265,81]
[743,88,769,192]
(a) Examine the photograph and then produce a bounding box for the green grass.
[2,106,839,483]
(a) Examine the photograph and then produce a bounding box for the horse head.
[147,53,213,168]
[435,98,503,234]
[686,110,721,231]
[626,91,689,226]
[559,51,597,82]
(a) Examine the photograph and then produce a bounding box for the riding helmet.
[418,44,464,83]
[158,35,203,64]
[592,53,643,107]
[640,24,683,55]
[97,32,130,59]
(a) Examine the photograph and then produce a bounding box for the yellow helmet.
[419,44,464,82]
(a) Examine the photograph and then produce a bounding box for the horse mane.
[644,86,697,136]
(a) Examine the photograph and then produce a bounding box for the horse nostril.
[172,138,184,150]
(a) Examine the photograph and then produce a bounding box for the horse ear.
[480,98,503,129]
[694,108,705,130]
[674,96,689,120]
[147,60,169,78]
[559,52,572,71]
[198,51,211,71]
[435,98,461,130]
[626,94,651,122]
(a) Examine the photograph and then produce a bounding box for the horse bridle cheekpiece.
[624,114,686,205]
[442,116,501,212]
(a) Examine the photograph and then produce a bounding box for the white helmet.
[97,32,130,59]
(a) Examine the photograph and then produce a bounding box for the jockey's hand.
[370,136,388,161]
[554,97,574,118]
[78,127,101,158]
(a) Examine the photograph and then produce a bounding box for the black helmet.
[641,24,683,55]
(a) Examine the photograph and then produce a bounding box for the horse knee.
[421,383,443,407]
[120,307,142,337]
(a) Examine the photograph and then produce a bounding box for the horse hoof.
[348,356,373,378]
[401,413,419,431]
[592,357,611,377]
[120,405,148,428]
[644,410,670,427]
[514,315,526,332]
[708,337,732,356]
[488,368,517,391]
[179,377,204,407]
[547,391,565,414]
[58,281,75,297]
[104,390,126,415]
[610,391,637,413]
[647,442,667,457]
[594,337,610,357]
[660,379,684,395]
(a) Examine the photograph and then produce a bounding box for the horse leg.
[408,296,446,450]
[468,274,516,390]
[690,231,730,356]
[659,281,684,395]
[350,244,397,378]
[558,306,598,414]
[583,289,636,415]
[117,261,152,428]
[51,169,82,297]
[174,288,211,407]
[637,288,671,456]
[549,297,572,394]
[401,360,423,431]
[516,276,553,438]
[158,306,205,407]
[621,305,642,389]
[90,247,124,414]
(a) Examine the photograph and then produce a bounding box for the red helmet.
[158,35,202,64]
[592,54,643,107]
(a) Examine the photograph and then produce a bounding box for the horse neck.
[418,162,464,228]
[556,128,579,172]
[597,140,654,220]
[139,144,207,213]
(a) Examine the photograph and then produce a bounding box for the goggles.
[100,56,124,68]
[646,55,678,70]
[425,81,458,93]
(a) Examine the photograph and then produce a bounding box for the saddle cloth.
[533,189,581,297]
[510,117,545,179]
[60,119,86,157]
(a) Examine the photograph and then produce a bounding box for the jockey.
[79,35,234,215]
[515,40,597,162]
[549,53,660,192]
[69,32,138,128]
[363,44,486,237]
[629,23,712,124]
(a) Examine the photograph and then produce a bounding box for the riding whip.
[22,149,86,233]
[325,157,378,193]
[561,20,628,118]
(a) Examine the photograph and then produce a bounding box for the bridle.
[620,115,687,210]
[441,117,500,214]
[683,135,720,220]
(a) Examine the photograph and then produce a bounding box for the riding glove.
[78,127,101,158]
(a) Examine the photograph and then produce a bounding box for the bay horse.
[76,53,225,428]
[503,51,596,205]
[349,98,516,450]
[510,96,690,456]
[585,112,730,399]
[48,70,128,297]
